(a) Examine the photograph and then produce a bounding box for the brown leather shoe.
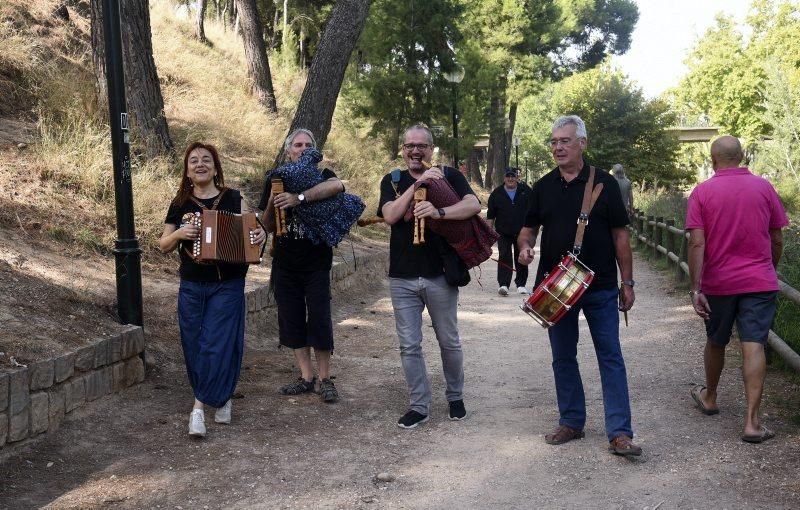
[608,434,642,457]
[545,424,585,445]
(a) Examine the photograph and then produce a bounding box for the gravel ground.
[0,249,798,509]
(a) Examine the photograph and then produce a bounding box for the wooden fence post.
[654,216,663,259]
[666,219,676,263]
[677,230,689,282]
[646,215,654,251]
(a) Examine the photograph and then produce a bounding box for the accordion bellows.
[184,210,261,264]
[268,148,365,247]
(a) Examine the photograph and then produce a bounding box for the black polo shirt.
[524,162,629,290]
[377,168,475,278]
[486,182,531,237]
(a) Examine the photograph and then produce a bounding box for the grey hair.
[284,128,317,152]
[552,115,587,139]
[402,123,434,145]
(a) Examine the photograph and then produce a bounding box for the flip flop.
[691,384,719,415]
[742,426,775,444]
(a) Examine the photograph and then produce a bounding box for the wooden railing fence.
[629,209,800,372]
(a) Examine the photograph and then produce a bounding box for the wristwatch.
[437,208,446,218]
[297,193,306,204]
[689,289,702,297]
[622,279,635,287]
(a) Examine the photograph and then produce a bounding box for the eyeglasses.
[549,138,575,148]
[402,143,431,151]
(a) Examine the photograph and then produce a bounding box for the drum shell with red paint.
[521,253,594,328]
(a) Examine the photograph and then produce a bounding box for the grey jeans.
[389,275,464,415]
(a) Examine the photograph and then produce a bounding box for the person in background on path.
[517,115,641,457]
[612,163,633,216]
[686,135,788,444]
[259,128,346,403]
[378,123,481,429]
[159,142,266,437]
[487,167,531,296]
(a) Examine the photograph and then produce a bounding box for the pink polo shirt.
[685,167,789,295]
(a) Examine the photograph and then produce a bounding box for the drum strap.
[573,167,604,255]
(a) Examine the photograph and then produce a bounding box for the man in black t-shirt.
[517,115,641,457]
[487,167,531,296]
[378,123,481,429]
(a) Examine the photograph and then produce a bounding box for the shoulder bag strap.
[572,166,603,255]
[188,188,228,211]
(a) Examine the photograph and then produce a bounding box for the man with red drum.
[518,115,640,456]
[686,135,788,444]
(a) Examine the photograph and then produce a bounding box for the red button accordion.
[182,210,262,264]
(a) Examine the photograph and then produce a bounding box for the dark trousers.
[497,234,528,288]
[547,287,633,441]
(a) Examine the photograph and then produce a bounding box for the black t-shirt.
[486,182,531,237]
[377,168,475,278]
[164,188,249,282]
[524,163,629,290]
[258,168,337,272]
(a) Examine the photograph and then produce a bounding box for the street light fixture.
[513,135,521,168]
[443,64,465,168]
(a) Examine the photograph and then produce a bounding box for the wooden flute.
[271,177,287,236]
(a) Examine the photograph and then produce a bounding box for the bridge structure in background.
[666,125,720,143]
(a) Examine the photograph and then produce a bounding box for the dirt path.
[1,250,799,509]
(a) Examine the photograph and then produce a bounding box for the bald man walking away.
[686,135,789,444]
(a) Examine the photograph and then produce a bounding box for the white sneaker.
[188,409,206,437]
[214,400,232,424]
[498,286,509,296]
[517,286,529,295]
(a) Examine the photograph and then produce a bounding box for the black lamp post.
[513,135,520,168]
[443,65,465,168]
[523,150,529,185]
[103,0,144,332]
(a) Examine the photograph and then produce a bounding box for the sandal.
[741,426,775,444]
[691,384,719,415]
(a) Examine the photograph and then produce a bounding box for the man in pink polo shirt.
[686,135,789,444]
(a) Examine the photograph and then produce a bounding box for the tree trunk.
[467,148,482,187]
[236,0,278,112]
[506,102,517,167]
[195,0,208,43]
[275,0,372,164]
[91,0,174,159]
[90,0,107,108]
[488,78,510,187]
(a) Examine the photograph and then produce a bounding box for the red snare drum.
[520,253,594,328]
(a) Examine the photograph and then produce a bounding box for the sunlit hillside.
[0,0,390,256]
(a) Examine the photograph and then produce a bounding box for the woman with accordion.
[259,128,364,403]
[159,142,266,437]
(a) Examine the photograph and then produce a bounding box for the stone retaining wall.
[244,250,388,333]
[0,326,145,449]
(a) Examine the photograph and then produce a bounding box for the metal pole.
[103,0,144,331]
[515,145,519,168]
[452,84,459,168]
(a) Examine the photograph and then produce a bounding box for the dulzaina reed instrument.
[356,152,438,231]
